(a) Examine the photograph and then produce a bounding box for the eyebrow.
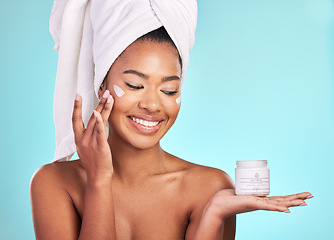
[123,69,180,82]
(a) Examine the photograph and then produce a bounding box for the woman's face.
[105,40,182,149]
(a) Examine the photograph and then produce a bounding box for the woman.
[30,1,312,239]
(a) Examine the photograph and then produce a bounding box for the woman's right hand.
[72,90,114,180]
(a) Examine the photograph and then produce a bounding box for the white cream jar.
[235,160,270,196]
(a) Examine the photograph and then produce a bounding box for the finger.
[72,94,84,142]
[101,95,114,125]
[84,90,110,136]
[282,199,307,208]
[93,110,108,145]
[266,198,307,208]
[86,90,111,131]
[96,90,110,113]
[285,192,313,200]
[270,192,313,202]
[257,197,309,214]
[84,109,98,137]
[252,198,290,213]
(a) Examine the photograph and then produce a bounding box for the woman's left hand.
[193,190,313,240]
[208,189,313,220]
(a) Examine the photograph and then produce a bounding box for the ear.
[98,79,107,99]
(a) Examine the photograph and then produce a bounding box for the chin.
[129,139,160,150]
[124,132,170,150]
[108,126,163,150]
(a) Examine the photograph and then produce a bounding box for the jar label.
[235,169,270,195]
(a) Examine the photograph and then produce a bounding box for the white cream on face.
[113,84,125,97]
[176,96,181,105]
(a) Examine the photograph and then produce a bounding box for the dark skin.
[30,40,312,240]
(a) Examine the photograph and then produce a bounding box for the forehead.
[110,41,181,77]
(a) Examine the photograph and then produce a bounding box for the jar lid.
[236,160,268,168]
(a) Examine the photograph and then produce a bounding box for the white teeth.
[131,117,159,127]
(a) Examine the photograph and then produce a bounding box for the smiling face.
[103,40,182,149]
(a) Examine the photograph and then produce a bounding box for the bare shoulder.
[167,154,234,197]
[30,159,85,208]
[186,161,234,195]
[30,160,83,239]
[31,160,83,189]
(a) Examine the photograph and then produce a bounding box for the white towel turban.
[49,0,197,162]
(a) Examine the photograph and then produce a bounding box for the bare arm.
[185,170,236,240]
[192,199,234,240]
[31,91,116,239]
[30,165,81,240]
[79,176,115,239]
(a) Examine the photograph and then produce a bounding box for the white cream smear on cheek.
[113,84,125,97]
[176,96,181,105]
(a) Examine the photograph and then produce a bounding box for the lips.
[130,117,159,127]
[127,114,164,135]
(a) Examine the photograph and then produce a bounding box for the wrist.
[205,196,229,222]
[86,173,113,186]
[194,199,225,240]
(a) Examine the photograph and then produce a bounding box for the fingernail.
[75,93,80,101]
[107,95,113,103]
[103,90,110,98]
[299,203,307,206]
[306,195,314,199]
[94,110,98,118]
[284,210,291,213]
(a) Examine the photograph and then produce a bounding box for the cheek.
[176,96,181,105]
[108,94,133,131]
[111,92,136,112]
[109,87,141,119]
[163,97,180,119]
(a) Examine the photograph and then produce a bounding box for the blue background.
[1,0,333,239]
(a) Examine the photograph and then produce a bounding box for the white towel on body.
[49,0,197,162]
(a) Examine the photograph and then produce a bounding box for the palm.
[210,189,312,219]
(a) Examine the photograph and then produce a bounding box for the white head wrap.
[50,0,197,162]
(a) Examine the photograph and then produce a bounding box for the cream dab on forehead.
[176,96,181,105]
[113,84,125,97]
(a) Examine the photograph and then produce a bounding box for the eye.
[125,82,144,90]
[161,90,178,96]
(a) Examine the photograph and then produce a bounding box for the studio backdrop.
[0,0,333,239]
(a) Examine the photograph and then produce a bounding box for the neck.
[107,132,167,185]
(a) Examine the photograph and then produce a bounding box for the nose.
[138,89,161,113]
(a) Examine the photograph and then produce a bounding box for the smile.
[127,115,164,135]
[130,117,159,127]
